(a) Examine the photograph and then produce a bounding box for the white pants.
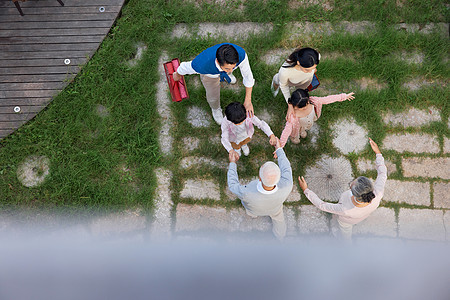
[246,206,286,241]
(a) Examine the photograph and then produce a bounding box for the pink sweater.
[279,93,351,147]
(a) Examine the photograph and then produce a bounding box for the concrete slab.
[150,168,173,239]
[90,209,147,236]
[383,179,430,206]
[175,204,230,232]
[433,182,450,209]
[298,205,329,234]
[357,157,397,175]
[383,133,440,153]
[172,22,273,39]
[331,117,368,154]
[180,179,221,201]
[382,107,441,127]
[402,157,450,179]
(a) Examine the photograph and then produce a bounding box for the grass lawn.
[0,0,448,216]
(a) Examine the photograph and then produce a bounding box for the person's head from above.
[259,162,281,188]
[288,89,311,111]
[216,44,239,73]
[349,176,375,203]
[225,102,247,124]
[285,47,320,73]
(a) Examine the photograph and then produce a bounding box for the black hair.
[287,89,311,108]
[283,47,320,68]
[360,191,376,203]
[225,102,246,124]
[216,44,239,66]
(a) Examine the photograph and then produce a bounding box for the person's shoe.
[300,131,307,138]
[290,135,300,144]
[271,78,279,97]
[211,108,223,125]
[235,148,242,157]
[241,144,250,156]
[228,74,237,84]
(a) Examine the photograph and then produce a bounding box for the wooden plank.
[2,43,99,52]
[0,112,38,122]
[1,106,47,114]
[0,82,66,90]
[0,98,52,106]
[0,57,88,68]
[2,20,114,29]
[0,35,105,44]
[0,90,60,98]
[0,128,16,139]
[0,66,80,75]
[0,50,92,59]
[0,27,110,37]
[0,74,76,83]
[0,13,118,22]
[0,6,122,15]
[0,0,124,7]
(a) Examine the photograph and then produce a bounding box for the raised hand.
[369,138,381,154]
[298,176,308,192]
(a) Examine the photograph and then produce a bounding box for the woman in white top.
[271,47,320,120]
[298,138,388,241]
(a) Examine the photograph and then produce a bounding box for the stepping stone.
[383,133,439,153]
[180,156,226,169]
[180,179,221,200]
[383,179,430,206]
[353,207,397,237]
[357,158,397,175]
[398,208,445,241]
[90,209,147,236]
[229,207,272,232]
[175,204,230,232]
[220,81,243,93]
[304,155,354,202]
[182,137,200,151]
[186,106,211,128]
[157,52,173,155]
[125,42,147,67]
[444,137,450,154]
[286,21,375,42]
[382,107,441,127]
[261,48,292,65]
[150,168,173,239]
[402,76,448,91]
[284,206,298,236]
[288,0,334,10]
[402,157,450,179]
[95,104,109,118]
[297,205,329,234]
[433,182,450,209]
[395,50,425,65]
[394,22,449,36]
[357,77,387,91]
[286,184,301,202]
[256,108,275,125]
[331,117,368,154]
[16,155,50,187]
[171,22,273,39]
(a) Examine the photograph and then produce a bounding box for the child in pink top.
[279,89,355,147]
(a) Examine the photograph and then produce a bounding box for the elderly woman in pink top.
[279,88,354,146]
[298,138,388,241]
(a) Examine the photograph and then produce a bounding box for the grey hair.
[351,176,375,203]
[259,162,281,187]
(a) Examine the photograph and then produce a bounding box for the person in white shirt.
[271,47,320,121]
[173,43,255,125]
[298,138,388,241]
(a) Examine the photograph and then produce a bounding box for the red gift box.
[163,58,189,102]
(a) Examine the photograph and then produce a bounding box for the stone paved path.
[4,21,448,243]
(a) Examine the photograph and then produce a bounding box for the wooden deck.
[0,0,125,139]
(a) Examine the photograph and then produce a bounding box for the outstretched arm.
[298,176,345,215]
[310,92,355,105]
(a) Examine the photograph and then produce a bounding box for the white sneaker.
[271,77,279,97]
[211,108,223,125]
[228,74,237,84]
[235,148,242,157]
[241,144,250,156]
